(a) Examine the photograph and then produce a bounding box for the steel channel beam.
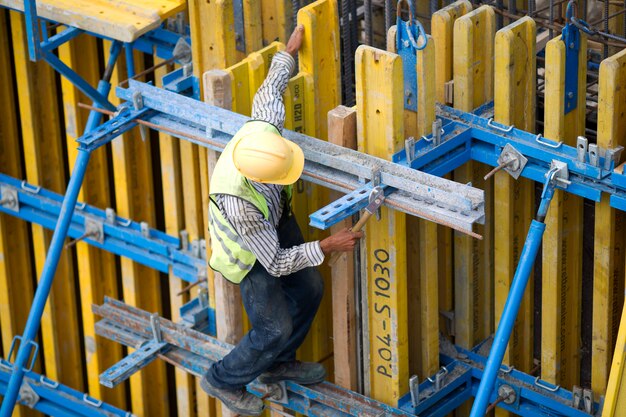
[115,81,485,235]
[92,297,414,417]
[0,173,204,282]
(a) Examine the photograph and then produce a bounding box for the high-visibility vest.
[208,121,293,283]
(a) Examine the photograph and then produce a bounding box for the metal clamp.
[0,185,19,212]
[150,313,162,343]
[547,160,572,188]
[604,146,624,170]
[83,393,103,408]
[576,136,588,163]
[20,180,41,194]
[588,144,600,167]
[8,336,39,372]
[484,144,528,180]
[39,375,59,389]
[19,382,40,408]
[497,384,517,405]
[499,364,515,374]
[409,375,420,407]
[427,366,449,391]
[487,118,514,133]
[535,134,563,149]
[534,376,561,392]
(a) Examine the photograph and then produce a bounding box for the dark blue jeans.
[206,213,324,389]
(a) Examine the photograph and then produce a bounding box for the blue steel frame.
[0,1,623,415]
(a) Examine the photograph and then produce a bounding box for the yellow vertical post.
[602,302,626,416]
[0,10,38,417]
[243,0,263,55]
[11,10,85,403]
[355,45,408,405]
[261,0,293,45]
[431,0,473,103]
[294,0,341,373]
[60,33,122,400]
[493,18,536,417]
[493,16,536,371]
[155,57,196,417]
[592,48,626,398]
[107,46,169,416]
[430,0,472,341]
[541,32,587,389]
[452,4,495,348]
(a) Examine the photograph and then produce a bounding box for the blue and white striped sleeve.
[251,51,296,133]
[218,195,324,277]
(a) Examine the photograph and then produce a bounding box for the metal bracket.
[576,136,588,162]
[588,144,600,167]
[84,217,104,244]
[233,0,246,52]
[562,3,580,114]
[495,144,528,180]
[396,0,427,111]
[18,382,39,408]
[605,146,624,170]
[497,384,517,405]
[264,381,289,405]
[409,375,420,407]
[404,137,416,163]
[548,160,572,189]
[0,185,19,212]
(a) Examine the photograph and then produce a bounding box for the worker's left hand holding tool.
[201,23,363,417]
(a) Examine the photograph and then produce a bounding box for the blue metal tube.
[23,0,41,61]
[469,219,548,417]
[0,149,92,417]
[125,42,136,78]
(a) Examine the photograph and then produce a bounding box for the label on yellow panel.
[286,76,305,133]
[371,247,394,380]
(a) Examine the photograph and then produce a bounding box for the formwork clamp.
[396,0,427,111]
[562,0,581,114]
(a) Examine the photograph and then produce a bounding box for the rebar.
[385,0,394,39]
[365,0,373,45]
[549,0,554,38]
[605,0,610,57]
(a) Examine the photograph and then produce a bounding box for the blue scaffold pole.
[0,40,123,417]
[469,170,559,417]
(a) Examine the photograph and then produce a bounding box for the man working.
[201,25,363,416]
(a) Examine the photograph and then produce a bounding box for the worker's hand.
[286,24,304,58]
[319,228,364,255]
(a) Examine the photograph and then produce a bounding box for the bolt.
[405,90,412,97]
[403,40,409,48]
[569,42,575,48]
[568,92,574,99]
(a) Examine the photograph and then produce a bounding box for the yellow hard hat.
[231,131,305,185]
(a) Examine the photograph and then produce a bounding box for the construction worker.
[200,25,363,416]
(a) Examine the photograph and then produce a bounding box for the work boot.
[200,375,265,416]
[258,361,326,385]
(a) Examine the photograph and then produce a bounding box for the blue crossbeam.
[308,183,378,229]
[0,363,130,416]
[99,339,168,388]
[0,174,204,282]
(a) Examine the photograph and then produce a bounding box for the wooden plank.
[155,57,197,417]
[243,0,263,56]
[291,0,341,376]
[602,302,626,416]
[592,48,626,398]
[12,10,90,408]
[431,0,472,103]
[106,44,169,416]
[493,18,536,417]
[0,0,185,42]
[453,8,495,414]
[452,4,495,347]
[541,32,587,389]
[328,105,358,391]
[0,10,38,417]
[59,32,125,402]
[493,15,536,372]
[261,0,292,45]
[204,69,245,417]
[355,45,408,405]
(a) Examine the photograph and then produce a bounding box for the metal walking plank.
[356,45,409,405]
[493,18,537,404]
[107,43,169,416]
[541,31,587,389]
[0,10,38,417]
[592,48,626,398]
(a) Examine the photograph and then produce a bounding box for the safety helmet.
[231,131,305,185]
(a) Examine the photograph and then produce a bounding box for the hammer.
[328,186,385,267]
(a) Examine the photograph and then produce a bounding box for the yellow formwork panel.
[0,10,38,417]
[60,33,124,401]
[242,0,263,58]
[107,45,169,416]
[261,0,292,45]
[156,57,199,417]
[541,33,587,389]
[0,0,185,42]
[452,4,495,347]
[248,42,286,107]
[493,16,536,377]
[592,48,626,398]
[603,302,626,416]
[11,9,88,406]
[431,0,472,103]
[355,45,408,405]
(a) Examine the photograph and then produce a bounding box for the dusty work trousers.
[205,213,325,390]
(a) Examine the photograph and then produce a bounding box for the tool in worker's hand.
[328,186,385,267]
[177,277,207,296]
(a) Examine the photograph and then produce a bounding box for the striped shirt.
[213,51,325,277]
